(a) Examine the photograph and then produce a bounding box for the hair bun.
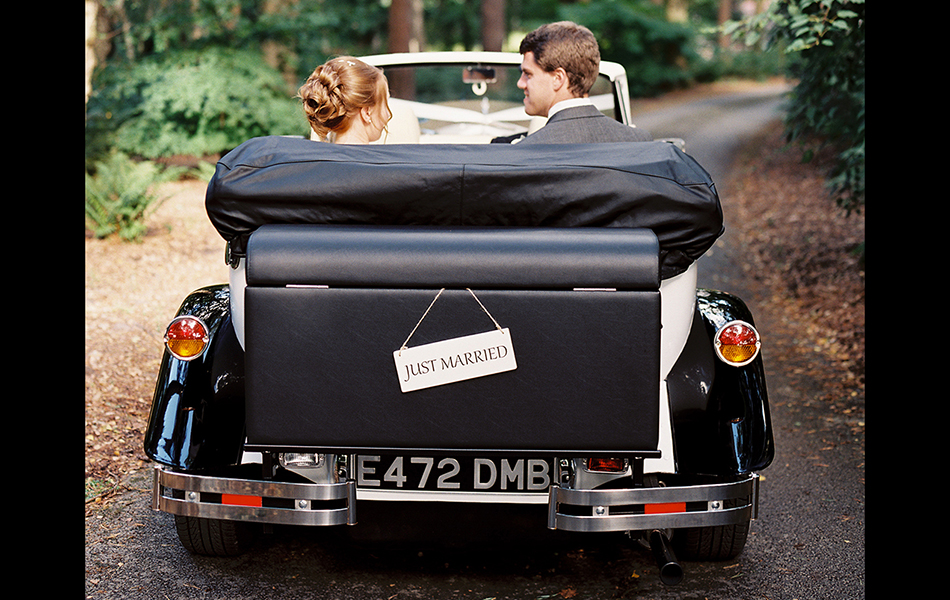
[298,56,387,141]
[299,64,349,138]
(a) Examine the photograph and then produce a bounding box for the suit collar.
[547,97,594,118]
[546,103,602,123]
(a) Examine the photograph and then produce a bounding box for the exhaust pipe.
[649,530,684,585]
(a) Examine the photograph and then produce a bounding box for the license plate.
[355,455,553,493]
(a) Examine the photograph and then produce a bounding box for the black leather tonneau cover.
[206,136,723,279]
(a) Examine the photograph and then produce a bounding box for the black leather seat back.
[243,225,662,456]
[245,224,659,290]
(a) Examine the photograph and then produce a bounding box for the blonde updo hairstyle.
[298,57,389,141]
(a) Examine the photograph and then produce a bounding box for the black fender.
[144,284,247,471]
[666,289,774,476]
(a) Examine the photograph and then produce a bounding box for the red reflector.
[222,494,262,507]
[645,502,686,514]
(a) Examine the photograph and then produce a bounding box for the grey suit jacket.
[518,104,652,144]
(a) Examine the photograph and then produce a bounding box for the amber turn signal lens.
[164,316,210,361]
[714,320,760,367]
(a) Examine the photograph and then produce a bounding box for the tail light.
[714,320,760,367]
[164,316,210,361]
[587,458,628,473]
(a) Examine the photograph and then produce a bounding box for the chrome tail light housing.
[713,320,761,367]
[164,315,210,361]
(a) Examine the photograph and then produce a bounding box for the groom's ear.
[551,67,568,91]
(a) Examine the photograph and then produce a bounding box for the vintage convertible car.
[145,52,773,585]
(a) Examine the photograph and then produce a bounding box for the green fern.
[85,151,187,242]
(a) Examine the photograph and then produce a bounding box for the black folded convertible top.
[205,136,723,279]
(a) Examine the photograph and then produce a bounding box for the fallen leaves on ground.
[724,122,865,444]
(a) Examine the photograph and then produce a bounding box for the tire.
[672,512,749,561]
[174,515,258,556]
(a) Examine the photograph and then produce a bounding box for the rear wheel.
[672,502,750,560]
[174,515,258,556]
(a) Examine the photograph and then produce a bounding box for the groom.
[511,21,652,144]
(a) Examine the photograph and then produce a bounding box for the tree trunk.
[389,0,425,53]
[388,0,425,99]
[718,0,733,48]
[481,0,505,52]
[85,0,98,106]
[86,1,113,108]
[261,0,298,92]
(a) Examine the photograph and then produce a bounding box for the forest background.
[84,0,864,242]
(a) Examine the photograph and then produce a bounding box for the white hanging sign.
[394,328,517,393]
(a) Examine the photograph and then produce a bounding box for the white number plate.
[356,455,553,493]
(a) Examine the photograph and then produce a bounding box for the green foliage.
[726,0,865,213]
[97,0,391,77]
[558,0,699,97]
[87,47,305,160]
[425,0,482,51]
[694,44,789,83]
[287,0,390,79]
[85,151,188,242]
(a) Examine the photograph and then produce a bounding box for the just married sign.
[393,328,517,393]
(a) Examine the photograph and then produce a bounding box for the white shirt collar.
[547,97,593,117]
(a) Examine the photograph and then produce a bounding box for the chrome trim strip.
[553,504,753,533]
[157,467,351,501]
[155,496,353,526]
[557,476,756,506]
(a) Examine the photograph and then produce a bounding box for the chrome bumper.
[152,466,356,526]
[154,465,758,533]
[548,474,759,532]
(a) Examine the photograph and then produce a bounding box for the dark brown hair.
[519,21,600,97]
